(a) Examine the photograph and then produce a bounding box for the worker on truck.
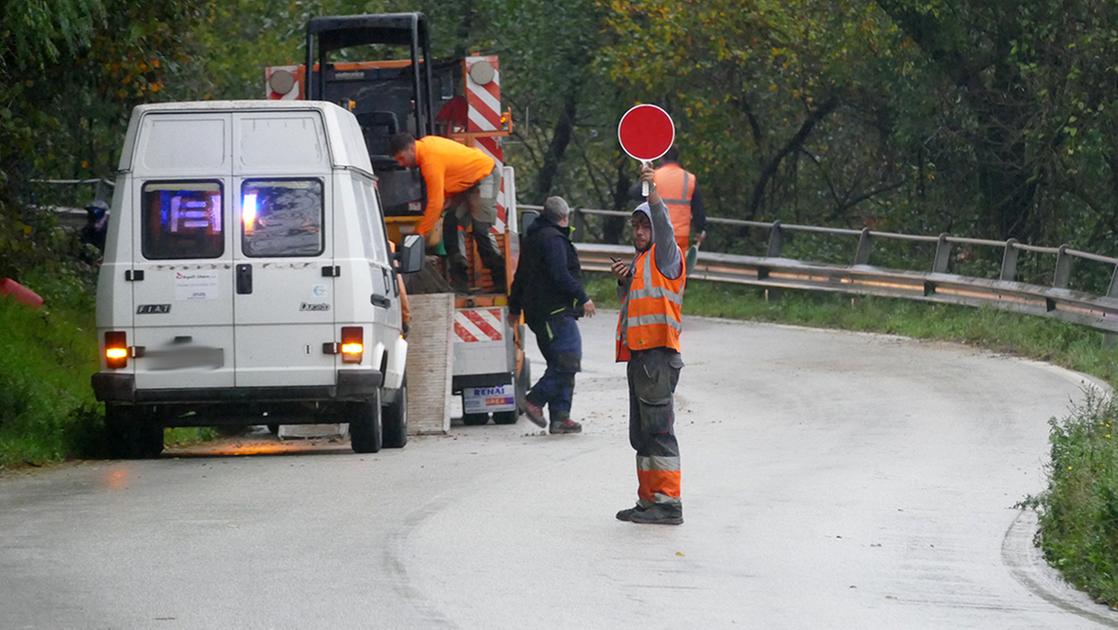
[389,132,506,293]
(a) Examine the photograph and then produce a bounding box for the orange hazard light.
[340,326,363,364]
[104,331,129,369]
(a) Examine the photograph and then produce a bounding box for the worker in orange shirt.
[653,147,706,255]
[390,132,506,293]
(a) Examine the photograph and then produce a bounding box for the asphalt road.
[2,313,1117,629]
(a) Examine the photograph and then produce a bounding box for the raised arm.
[640,164,682,279]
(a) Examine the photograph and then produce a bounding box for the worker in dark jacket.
[509,196,597,434]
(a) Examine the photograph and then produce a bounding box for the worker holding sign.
[613,104,686,525]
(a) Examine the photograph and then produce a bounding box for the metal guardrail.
[520,204,1118,334]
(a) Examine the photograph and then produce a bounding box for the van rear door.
[231,112,335,387]
[130,113,235,391]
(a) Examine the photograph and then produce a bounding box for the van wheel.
[350,390,383,453]
[493,411,518,425]
[462,413,490,426]
[105,405,164,459]
[382,379,408,449]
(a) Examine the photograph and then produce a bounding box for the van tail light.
[104,331,129,369]
[340,326,363,364]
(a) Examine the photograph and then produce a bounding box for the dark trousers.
[443,211,506,288]
[525,314,582,421]
[627,348,683,507]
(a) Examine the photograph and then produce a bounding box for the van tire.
[105,405,164,459]
[350,390,383,453]
[382,380,408,449]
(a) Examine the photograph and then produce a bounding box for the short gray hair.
[542,196,570,223]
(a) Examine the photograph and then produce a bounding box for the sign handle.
[641,161,650,198]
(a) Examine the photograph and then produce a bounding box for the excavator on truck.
[265,12,529,426]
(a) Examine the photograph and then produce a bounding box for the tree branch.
[747,96,838,218]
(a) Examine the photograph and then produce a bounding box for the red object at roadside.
[0,278,44,309]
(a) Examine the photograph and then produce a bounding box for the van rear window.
[141,181,224,260]
[241,179,324,257]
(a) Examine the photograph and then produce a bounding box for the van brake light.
[105,331,129,369]
[340,326,363,363]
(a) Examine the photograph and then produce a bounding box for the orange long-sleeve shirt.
[414,136,495,236]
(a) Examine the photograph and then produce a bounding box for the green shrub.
[1034,391,1118,604]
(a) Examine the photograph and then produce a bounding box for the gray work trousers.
[627,347,683,507]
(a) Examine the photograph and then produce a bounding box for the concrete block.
[278,423,348,440]
[406,293,455,435]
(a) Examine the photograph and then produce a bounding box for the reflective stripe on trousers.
[628,347,683,507]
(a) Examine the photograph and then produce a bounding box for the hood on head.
[632,201,654,240]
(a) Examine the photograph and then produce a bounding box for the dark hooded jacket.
[509,215,589,325]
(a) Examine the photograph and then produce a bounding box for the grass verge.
[0,286,103,468]
[0,268,212,470]
[587,273,1118,604]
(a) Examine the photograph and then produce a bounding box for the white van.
[92,100,423,457]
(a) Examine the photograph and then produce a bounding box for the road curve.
[2,313,1116,629]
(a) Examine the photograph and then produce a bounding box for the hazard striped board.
[453,308,505,343]
[465,56,507,234]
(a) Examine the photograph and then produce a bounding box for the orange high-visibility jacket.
[653,163,697,252]
[414,136,495,236]
[616,243,685,362]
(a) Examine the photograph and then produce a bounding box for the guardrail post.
[1053,245,1072,289]
[854,228,873,265]
[766,220,783,257]
[1100,264,1118,346]
[932,234,952,273]
[572,207,586,242]
[999,239,1019,281]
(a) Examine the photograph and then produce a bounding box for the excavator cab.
[304,12,438,216]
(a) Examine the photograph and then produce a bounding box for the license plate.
[463,384,516,413]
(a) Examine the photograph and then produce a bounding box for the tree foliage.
[0,0,209,278]
[2,0,1117,279]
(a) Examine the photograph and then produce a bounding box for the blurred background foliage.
[2,0,1116,283]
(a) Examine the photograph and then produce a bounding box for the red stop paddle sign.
[618,104,675,162]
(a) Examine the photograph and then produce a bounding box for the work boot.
[549,418,582,434]
[615,504,645,522]
[522,400,547,428]
[490,273,507,295]
[625,504,683,526]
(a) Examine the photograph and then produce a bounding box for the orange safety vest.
[653,163,696,253]
[616,243,685,362]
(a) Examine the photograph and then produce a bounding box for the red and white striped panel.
[453,308,505,343]
[465,56,507,233]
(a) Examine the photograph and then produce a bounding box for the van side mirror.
[397,234,424,274]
